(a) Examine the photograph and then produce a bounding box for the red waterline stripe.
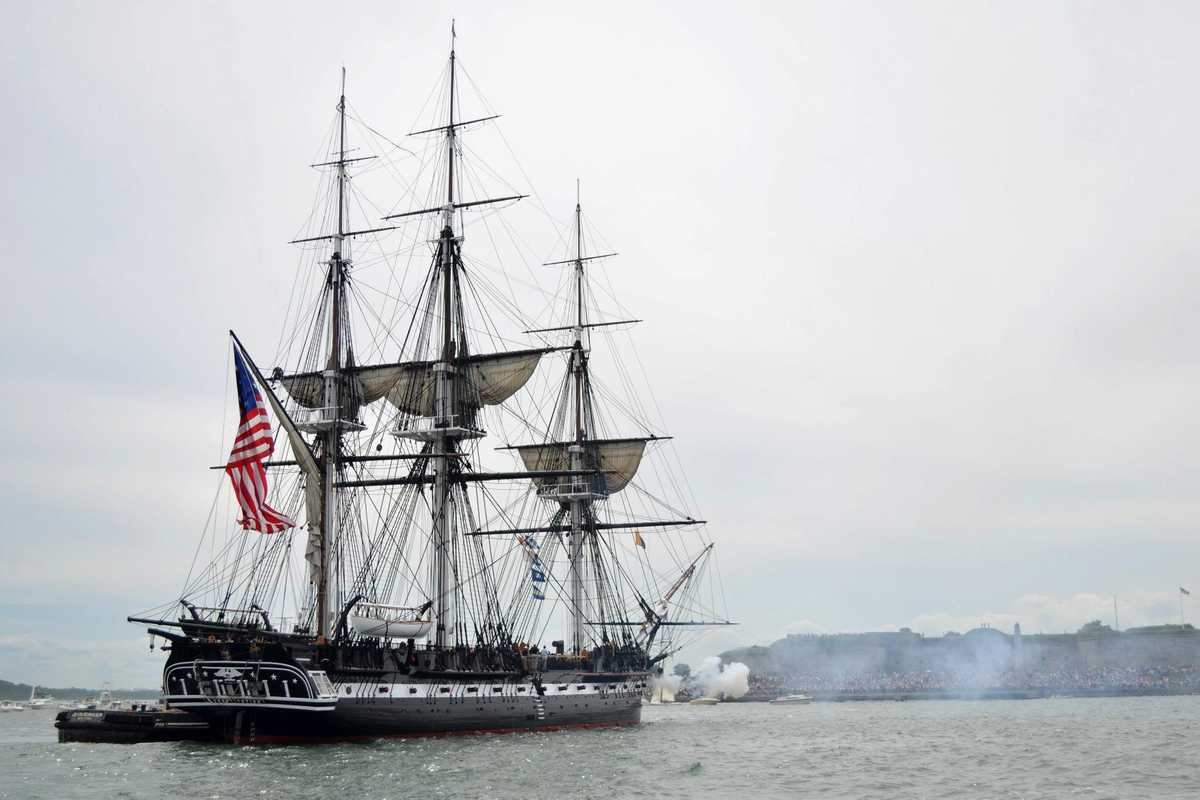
[232,719,639,745]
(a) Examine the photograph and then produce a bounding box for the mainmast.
[365,23,531,652]
[431,26,461,650]
[568,182,587,654]
[317,68,350,640]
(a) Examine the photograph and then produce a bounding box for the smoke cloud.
[694,656,750,699]
[649,673,682,702]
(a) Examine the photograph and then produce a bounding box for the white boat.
[27,686,56,709]
[71,693,117,711]
[688,696,720,706]
[0,702,24,712]
[347,603,433,639]
[770,694,813,705]
[95,689,122,710]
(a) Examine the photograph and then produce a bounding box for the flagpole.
[228,331,318,471]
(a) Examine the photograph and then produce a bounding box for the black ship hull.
[206,691,642,744]
[157,637,649,744]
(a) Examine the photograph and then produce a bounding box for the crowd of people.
[745,664,1200,697]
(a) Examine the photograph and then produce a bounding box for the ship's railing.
[181,604,273,629]
[185,605,259,619]
[535,479,606,501]
[294,406,366,433]
[392,414,486,441]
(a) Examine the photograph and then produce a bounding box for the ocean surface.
[2,696,1198,799]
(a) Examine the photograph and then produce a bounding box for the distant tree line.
[0,678,158,701]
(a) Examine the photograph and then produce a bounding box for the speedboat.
[0,702,24,712]
[688,696,720,705]
[770,694,813,705]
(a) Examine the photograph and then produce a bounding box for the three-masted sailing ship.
[130,33,730,743]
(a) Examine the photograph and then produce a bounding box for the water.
[2,697,1198,799]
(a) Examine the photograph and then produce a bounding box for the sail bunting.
[275,370,376,409]
[515,438,650,496]
[278,349,549,417]
[456,350,546,410]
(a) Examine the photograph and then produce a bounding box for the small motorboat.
[0,702,24,712]
[687,696,720,706]
[769,694,813,705]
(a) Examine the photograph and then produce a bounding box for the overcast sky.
[4,1,1200,687]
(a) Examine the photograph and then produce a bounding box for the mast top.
[445,21,458,218]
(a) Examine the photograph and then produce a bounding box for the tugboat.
[128,26,732,743]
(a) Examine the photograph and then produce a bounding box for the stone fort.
[722,624,1200,676]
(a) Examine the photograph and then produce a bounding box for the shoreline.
[730,687,1200,703]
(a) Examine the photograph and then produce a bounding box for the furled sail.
[457,349,546,409]
[274,349,368,418]
[515,438,650,496]
[302,477,323,584]
[278,348,550,417]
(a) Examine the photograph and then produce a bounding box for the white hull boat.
[770,694,813,705]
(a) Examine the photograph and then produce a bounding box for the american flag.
[225,347,296,533]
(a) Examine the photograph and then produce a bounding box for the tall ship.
[130,31,730,744]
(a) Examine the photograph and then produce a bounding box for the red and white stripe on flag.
[226,348,296,534]
[226,460,295,534]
